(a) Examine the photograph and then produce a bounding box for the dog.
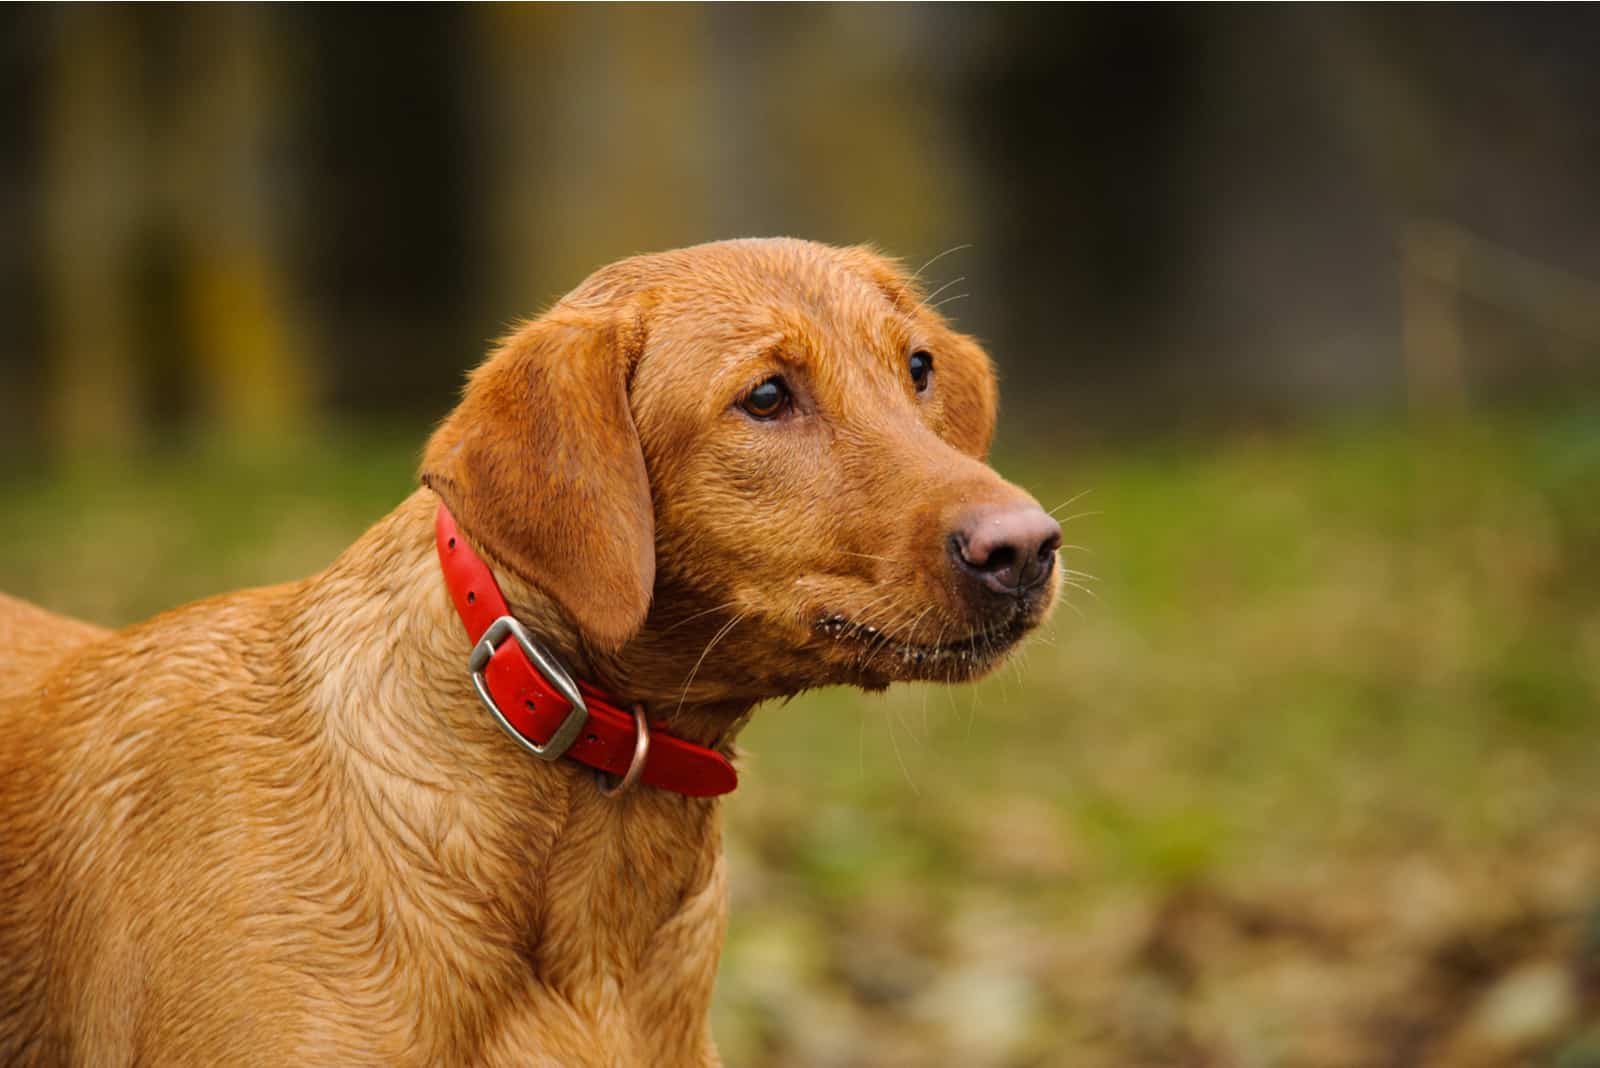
[0,238,1060,1066]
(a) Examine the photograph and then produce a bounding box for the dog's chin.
[811,606,1043,689]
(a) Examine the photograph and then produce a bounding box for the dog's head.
[423,239,1058,704]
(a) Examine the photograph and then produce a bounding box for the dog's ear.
[421,307,654,653]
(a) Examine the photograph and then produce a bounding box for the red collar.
[434,503,737,798]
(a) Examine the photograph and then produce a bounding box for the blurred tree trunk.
[1400,221,1469,415]
[41,9,146,455]
[170,6,313,441]
[474,5,716,312]
[40,8,313,455]
[472,6,966,322]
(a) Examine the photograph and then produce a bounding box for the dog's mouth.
[812,609,1034,681]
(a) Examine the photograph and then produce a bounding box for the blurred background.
[2,6,1598,1066]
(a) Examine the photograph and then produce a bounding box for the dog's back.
[0,596,106,1061]
[0,593,107,698]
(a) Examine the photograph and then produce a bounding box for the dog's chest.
[477,979,722,1068]
[273,800,730,1066]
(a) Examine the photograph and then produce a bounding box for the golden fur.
[0,239,1057,1065]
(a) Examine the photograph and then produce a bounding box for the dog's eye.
[740,376,791,420]
[909,350,933,393]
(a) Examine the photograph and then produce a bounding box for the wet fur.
[0,239,1055,1065]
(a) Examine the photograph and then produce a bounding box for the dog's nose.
[949,504,1061,596]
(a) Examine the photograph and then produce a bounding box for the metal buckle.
[468,615,589,761]
[596,703,651,798]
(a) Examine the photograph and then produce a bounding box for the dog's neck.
[284,489,737,1050]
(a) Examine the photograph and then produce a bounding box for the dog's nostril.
[984,545,1017,574]
[950,503,1063,594]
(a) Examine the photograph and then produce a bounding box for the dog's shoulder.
[0,592,107,695]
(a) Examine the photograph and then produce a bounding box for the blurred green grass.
[3,409,1598,1066]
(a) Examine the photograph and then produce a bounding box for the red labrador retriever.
[0,238,1060,1065]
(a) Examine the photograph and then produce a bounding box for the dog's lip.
[812,611,1030,665]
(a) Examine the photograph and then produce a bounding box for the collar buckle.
[468,615,589,761]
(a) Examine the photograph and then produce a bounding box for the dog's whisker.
[658,600,742,634]
[920,275,967,308]
[835,549,896,564]
[901,605,936,648]
[673,611,748,716]
[883,704,920,798]
[889,681,921,747]
[825,588,904,637]
[911,243,973,283]
[1045,489,1093,518]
